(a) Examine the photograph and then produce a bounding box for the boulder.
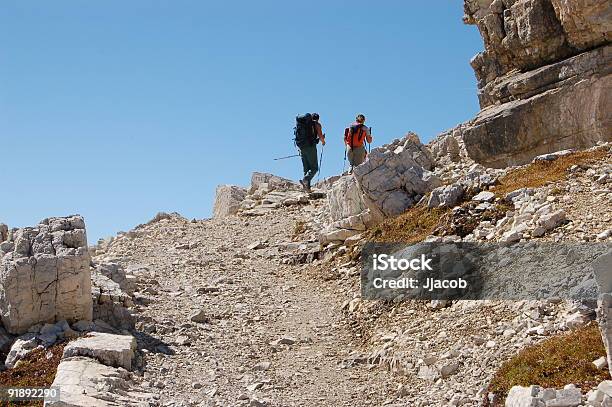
[46,357,153,406]
[504,385,582,407]
[537,209,566,231]
[327,175,383,230]
[321,134,440,243]
[352,133,440,218]
[464,0,609,94]
[461,60,611,167]
[62,332,136,370]
[472,191,496,203]
[5,334,39,368]
[249,172,298,193]
[0,216,93,335]
[427,184,464,209]
[213,185,247,218]
[428,129,465,164]
[0,223,7,243]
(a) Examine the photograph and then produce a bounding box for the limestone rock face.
[327,176,382,230]
[213,185,247,218]
[0,216,93,335]
[320,134,440,243]
[319,175,383,244]
[353,133,440,218]
[458,0,612,168]
[91,269,135,331]
[47,357,153,407]
[465,0,572,88]
[462,46,611,167]
[551,0,612,50]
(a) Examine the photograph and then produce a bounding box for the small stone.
[253,361,271,371]
[175,335,191,346]
[271,336,296,346]
[472,191,495,203]
[246,382,264,392]
[247,241,266,250]
[597,230,612,240]
[439,362,460,378]
[594,357,608,370]
[190,310,210,324]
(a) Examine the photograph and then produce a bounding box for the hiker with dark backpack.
[294,113,325,192]
[344,114,372,171]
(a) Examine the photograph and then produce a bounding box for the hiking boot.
[300,179,311,192]
[299,179,308,192]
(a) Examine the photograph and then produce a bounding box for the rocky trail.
[99,210,401,407]
[0,1,610,405]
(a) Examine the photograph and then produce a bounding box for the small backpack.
[344,124,365,148]
[294,114,318,148]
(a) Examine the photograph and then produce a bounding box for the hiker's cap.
[356,114,366,123]
[312,113,320,120]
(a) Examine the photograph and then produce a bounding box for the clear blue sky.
[0,1,483,243]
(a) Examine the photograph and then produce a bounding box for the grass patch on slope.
[366,206,449,244]
[493,147,608,197]
[486,323,610,405]
[0,342,65,406]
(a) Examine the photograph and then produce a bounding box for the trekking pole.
[368,127,372,154]
[317,141,324,185]
[273,154,301,161]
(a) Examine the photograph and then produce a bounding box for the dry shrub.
[486,323,610,405]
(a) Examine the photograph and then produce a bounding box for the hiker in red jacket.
[344,114,372,169]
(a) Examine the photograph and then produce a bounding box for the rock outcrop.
[63,332,137,370]
[48,355,153,406]
[320,133,440,243]
[0,223,8,243]
[213,185,247,218]
[595,250,612,377]
[353,134,439,216]
[505,384,582,407]
[451,0,612,168]
[0,216,93,334]
[91,266,136,331]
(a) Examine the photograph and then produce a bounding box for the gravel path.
[98,209,401,407]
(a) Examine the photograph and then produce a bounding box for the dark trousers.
[300,144,318,183]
